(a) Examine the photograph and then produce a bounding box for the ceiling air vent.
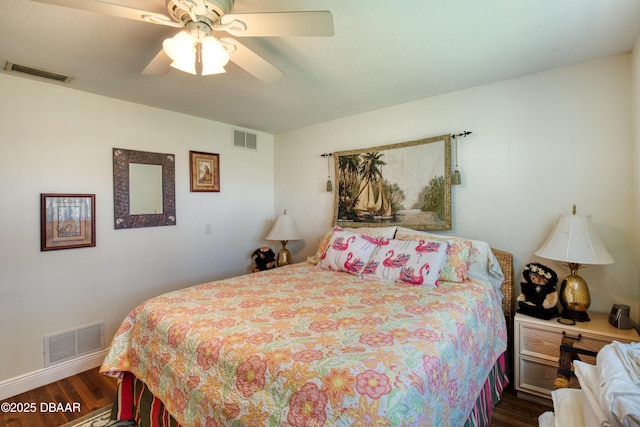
[5,61,73,83]
[233,129,257,151]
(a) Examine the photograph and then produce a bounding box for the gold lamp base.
[559,263,591,322]
[277,240,292,267]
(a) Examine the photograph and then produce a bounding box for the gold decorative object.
[276,242,292,266]
[559,263,591,320]
[535,205,614,322]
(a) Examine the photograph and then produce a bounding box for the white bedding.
[546,341,640,427]
[595,341,640,427]
[574,361,612,427]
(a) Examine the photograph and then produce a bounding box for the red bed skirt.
[112,353,508,427]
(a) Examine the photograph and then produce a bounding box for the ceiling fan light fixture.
[200,36,230,75]
[163,31,197,74]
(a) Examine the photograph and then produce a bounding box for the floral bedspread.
[101,262,507,427]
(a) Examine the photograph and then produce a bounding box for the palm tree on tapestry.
[337,155,361,220]
[352,152,392,219]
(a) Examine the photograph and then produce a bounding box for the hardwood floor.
[492,386,553,426]
[0,369,551,426]
[0,368,117,427]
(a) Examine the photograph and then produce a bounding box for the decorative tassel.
[452,136,461,185]
[451,132,471,185]
[321,153,333,192]
[452,168,461,185]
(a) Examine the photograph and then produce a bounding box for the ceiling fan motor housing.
[166,0,234,24]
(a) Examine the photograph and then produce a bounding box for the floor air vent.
[44,322,105,367]
[5,61,73,83]
[233,130,257,151]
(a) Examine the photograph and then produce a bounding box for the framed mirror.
[113,148,176,229]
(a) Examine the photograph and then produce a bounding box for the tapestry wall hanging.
[333,134,452,230]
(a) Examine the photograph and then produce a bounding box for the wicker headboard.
[491,248,514,318]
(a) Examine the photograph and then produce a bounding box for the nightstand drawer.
[520,324,606,364]
[519,356,580,396]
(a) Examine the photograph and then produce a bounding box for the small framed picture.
[189,151,220,192]
[41,194,96,251]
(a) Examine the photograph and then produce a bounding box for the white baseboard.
[0,349,108,401]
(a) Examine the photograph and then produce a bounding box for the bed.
[100,226,513,426]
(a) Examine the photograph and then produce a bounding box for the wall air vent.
[233,129,258,151]
[44,322,105,367]
[5,61,73,83]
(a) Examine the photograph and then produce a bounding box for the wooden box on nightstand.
[514,311,639,404]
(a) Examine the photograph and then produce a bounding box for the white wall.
[633,37,640,317]
[0,73,275,383]
[275,54,638,319]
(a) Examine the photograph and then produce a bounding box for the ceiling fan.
[30,0,334,83]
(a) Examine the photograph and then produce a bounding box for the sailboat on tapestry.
[354,171,393,220]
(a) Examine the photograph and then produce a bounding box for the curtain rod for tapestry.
[451,131,473,138]
[319,132,473,158]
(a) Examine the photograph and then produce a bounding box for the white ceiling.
[2,0,640,134]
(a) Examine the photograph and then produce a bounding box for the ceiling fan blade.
[222,38,284,84]
[30,0,182,27]
[221,11,334,37]
[141,49,172,75]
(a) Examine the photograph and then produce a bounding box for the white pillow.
[362,238,448,287]
[467,239,505,290]
[317,228,379,275]
[551,388,585,427]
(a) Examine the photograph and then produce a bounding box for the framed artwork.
[190,151,220,192]
[41,194,96,251]
[333,134,452,230]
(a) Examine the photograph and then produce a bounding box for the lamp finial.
[572,204,577,215]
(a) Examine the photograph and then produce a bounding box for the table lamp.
[266,210,302,266]
[534,205,614,322]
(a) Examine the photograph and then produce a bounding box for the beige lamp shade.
[266,211,302,242]
[535,208,613,322]
[534,213,614,265]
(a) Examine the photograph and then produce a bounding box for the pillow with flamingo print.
[361,238,449,287]
[307,226,397,265]
[317,228,380,275]
[395,227,472,283]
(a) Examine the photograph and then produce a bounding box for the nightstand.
[514,311,638,404]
